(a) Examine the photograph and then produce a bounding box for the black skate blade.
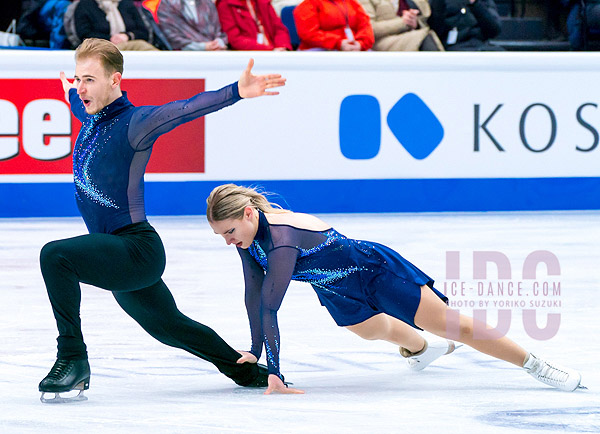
[577,384,588,390]
[40,389,88,404]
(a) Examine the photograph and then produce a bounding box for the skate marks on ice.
[1,213,599,433]
[478,407,600,432]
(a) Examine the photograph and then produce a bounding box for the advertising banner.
[1,51,599,216]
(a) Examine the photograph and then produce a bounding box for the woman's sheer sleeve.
[237,247,266,358]
[259,246,300,379]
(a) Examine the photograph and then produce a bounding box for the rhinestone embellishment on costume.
[248,230,364,298]
[73,112,118,209]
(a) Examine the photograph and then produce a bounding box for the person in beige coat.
[358,0,443,51]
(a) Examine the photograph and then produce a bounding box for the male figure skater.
[38,38,286,403]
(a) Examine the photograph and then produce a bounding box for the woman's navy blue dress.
[238,211,448,379]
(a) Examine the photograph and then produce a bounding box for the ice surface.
[1,212,598,433]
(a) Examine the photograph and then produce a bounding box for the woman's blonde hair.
[75,38,124,76]
[206,184,287,222]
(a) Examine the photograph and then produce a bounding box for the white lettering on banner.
[0,100,19,160]
[22,99,71,161]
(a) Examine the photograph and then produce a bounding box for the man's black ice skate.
[238,364,290,388]
[235,363,269,387]
[39,359,90,403]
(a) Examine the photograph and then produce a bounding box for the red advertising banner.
[0,78,205,175]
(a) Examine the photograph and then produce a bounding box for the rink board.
[1,51,600,216]
[1,177,600,217]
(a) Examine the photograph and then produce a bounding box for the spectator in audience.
[428,0,502,51]
[17,0,48,42]
[216,0,292,50]
[563,0,600,49]
[544,0,568,40]
[294,0,374,51]
[157,0,227,50]
[358,0,443,51]
[40,0,70,48]
[75,0,159,50]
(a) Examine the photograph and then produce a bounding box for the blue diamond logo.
[387,93,444,160]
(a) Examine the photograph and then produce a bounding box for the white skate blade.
[40,389,88,404]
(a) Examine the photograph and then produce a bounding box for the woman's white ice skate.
[400,339,457,371]
[523,353,584,392]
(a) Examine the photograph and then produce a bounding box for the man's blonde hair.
[75,38,124,75]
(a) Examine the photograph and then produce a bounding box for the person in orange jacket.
[294,0,374,50]
[216,0,292,50]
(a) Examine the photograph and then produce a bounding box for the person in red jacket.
[216,0,292,50]
[294,0,374,50]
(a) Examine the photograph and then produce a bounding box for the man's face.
[74,57,120,114]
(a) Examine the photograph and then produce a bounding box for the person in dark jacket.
[429,0,503,51]
[563,0,600,50]
[75,0,158,50]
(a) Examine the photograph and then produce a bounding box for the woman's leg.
[345,286,579,390]
[345,313,425,353]
[414,285,528,367]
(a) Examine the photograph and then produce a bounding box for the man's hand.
[59,71,76,101]
[238,58,286,98]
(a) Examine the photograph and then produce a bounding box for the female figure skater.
[206,184,583,395]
